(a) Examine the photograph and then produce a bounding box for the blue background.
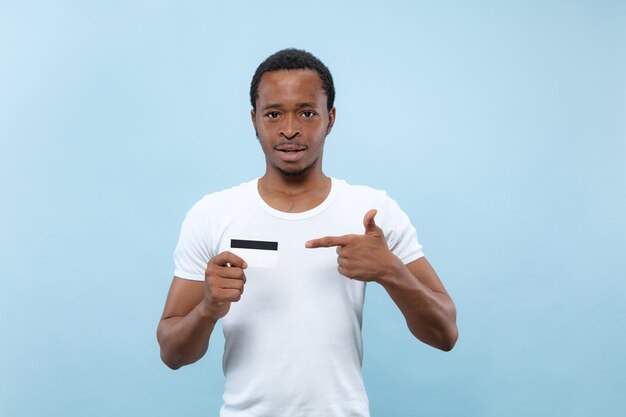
[1,1,625,416]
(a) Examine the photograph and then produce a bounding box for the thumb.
[363,209,379,234]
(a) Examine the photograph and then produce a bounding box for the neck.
[258,169,332,213]
[260,165,329,196]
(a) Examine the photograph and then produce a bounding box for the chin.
[270,156,319,177]
[278,166,309,177]
[273,161,313,177]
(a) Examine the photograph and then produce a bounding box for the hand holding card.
[203,251,248,322]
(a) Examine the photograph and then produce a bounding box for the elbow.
[160,350,184,370]
[164,361,183,371]
[437,301,458,352]
[157,328,184,370]
[411,324,458,352]
[410,306,459,352]
[435,302,459,351]
[414,321,458,352]
[437,325,459,352]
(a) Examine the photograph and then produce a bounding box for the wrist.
[376,253,406,287]
[199,298,219,324]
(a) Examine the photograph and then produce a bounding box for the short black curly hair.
[250,48,335,111]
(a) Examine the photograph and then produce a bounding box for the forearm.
[379,258,458,351]
[157,299,217,369]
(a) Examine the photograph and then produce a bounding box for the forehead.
[256,69,326,107]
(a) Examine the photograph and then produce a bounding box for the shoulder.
[333,177,389,201]
[332,177,412,226]
[187,178,257,215]
[332,178,394,212]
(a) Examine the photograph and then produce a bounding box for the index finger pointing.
[305,235,351,249]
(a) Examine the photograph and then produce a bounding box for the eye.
[265,111,281,119]
[301,111,316,118]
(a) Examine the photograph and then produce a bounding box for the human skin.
[251,69,337,212]
[157,69,457,370]
[306,208,458,350]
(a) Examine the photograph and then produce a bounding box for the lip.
[275,145,307,151]
[276,148,306,162]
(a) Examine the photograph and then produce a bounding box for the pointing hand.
[305,209,400,282]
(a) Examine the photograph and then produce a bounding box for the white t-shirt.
[173,177,424,417]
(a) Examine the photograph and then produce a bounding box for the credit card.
[230,239,278,268]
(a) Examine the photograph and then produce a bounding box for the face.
[251,69,335,177]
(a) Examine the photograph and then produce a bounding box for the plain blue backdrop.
[1,1,625,416]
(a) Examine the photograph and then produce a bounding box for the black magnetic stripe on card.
[231,239,278,251]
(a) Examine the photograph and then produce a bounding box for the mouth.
[275,145,307,162]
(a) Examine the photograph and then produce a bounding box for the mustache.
[274,142,308,149]
[252,130,307,149]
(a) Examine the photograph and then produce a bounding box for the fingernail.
[305,241,311,248]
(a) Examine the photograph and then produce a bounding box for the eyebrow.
[261,102,317,111]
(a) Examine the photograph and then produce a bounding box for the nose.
[279,114,301,140]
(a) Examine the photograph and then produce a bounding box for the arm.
[157,278,215,369]
[306,209,458,351]
[378,256,458,351]
[157,252,247,369]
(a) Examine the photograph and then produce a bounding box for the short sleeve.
[173,197,213,281]
[379,194,424,265]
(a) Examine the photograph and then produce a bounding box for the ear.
[251,109,257,131]
[326,107,336,134]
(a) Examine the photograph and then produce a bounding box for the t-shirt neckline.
[252,177,339,220]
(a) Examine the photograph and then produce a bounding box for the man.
[157,48,458,417]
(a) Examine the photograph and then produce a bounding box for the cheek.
[256,122,277,138]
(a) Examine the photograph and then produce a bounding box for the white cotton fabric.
[173,178,424,417]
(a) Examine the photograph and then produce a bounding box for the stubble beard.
[274,157,318,177]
